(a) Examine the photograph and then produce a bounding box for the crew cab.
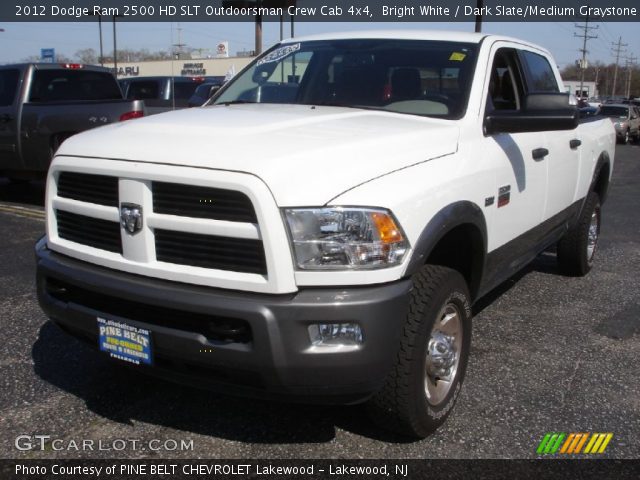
[0,63,145,180]
[36,31,615,437]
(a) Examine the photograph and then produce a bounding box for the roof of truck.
[280,30,513,44]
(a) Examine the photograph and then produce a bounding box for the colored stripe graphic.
[538,433,613,454]
[537,434,552,454]
[537,433,565,454]
[584,433,614,454]
[574,433,589,453]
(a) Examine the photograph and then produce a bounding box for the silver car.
[599,104,640,144]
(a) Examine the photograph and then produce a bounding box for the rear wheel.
[557,192,601,276]
[367,265,472,438]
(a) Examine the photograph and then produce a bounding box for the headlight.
[283,207,409,270]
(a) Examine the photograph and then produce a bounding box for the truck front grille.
[155,229,267,274]
[52,169,271,282]
[57,172,118,207]
[152,181,257,223]
[56,210,122,253]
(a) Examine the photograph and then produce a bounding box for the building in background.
[563,80,598,99]
[104,55,254,78]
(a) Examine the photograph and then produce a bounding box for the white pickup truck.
[36,31,615,438]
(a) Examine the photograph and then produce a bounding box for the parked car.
[587,97,602,108]
[579,106,600,118]
[599,104,640,144]
[0,63,145,179]
[37,31,615,438]
[622,98,640,108]
[119,76,225,114]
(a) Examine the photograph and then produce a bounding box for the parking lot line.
[0,204,45,221]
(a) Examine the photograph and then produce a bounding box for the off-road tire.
[367,265,472,438]
[557,191,601,276]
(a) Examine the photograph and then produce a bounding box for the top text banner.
[4,0,640,22]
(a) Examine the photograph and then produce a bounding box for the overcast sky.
[0,21,637,69]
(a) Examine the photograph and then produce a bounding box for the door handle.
[0,113,13,123]
[532,148,549,160]
[570,139,582,149]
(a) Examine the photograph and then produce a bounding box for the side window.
[520,51,559,93]
[0,69,20,106]
[127,80,160,100]
[487,49,524,111]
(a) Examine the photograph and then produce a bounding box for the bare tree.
[75,48,98,65]
[22,53,72,63]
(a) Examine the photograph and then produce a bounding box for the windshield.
[214,39,478,119]
[599,106,628,118]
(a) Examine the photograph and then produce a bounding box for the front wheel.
[621,129,630,144]
[367,265,472,438]
[557,192,601,276]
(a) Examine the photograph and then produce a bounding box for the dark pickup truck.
[0,63,145,179]
[119,76,225,114]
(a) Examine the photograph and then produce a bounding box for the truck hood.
[57,104,459,206]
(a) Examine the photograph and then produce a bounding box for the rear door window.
[126,80,161,100]
[0,69,20,106]
[173,82,200,100]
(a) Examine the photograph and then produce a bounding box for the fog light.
[308,323,363,347]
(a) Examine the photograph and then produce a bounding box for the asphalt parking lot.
[1,144,638,460]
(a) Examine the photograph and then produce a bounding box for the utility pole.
[625,55,637,99]
[173,23,186,59]
[98,16,104,65]
[112,16,118,76]
[574,16,598,100]
[475,0,484,33]
[611,37,627,98]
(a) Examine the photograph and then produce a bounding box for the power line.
[611,36,628,98]
[574,16,598,98]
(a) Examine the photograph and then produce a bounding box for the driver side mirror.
[485,93,579,135]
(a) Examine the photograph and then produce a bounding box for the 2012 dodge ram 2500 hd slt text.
[36,31,615,438]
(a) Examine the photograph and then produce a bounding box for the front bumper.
[36,238,412,404]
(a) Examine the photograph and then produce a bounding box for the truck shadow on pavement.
[31,322,412,444]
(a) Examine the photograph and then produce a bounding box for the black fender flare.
[589,151,611,204]
[404,201,487,299]
[571,151,611,228]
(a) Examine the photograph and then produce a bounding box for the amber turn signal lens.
[371,212,404,244]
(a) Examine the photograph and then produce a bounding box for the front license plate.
[98,317,152,365]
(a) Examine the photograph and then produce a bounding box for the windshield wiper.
[218,100,257,106]
[311,101,386,113]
